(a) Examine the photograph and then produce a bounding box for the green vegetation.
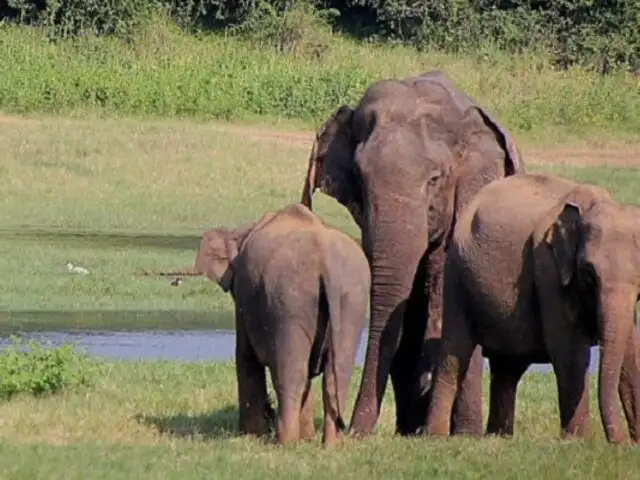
[0,5,638,136]
[3,0,639,72]
[0,336,93,400]
[1,360,640,479]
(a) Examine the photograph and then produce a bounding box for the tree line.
[2,0,638,72]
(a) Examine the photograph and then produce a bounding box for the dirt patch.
[209,123,313,149]
[247,131,312,149]
[524,145,640,169]
[0,114,38,125]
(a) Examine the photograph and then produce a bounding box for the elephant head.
[300,72,524,435]
[538,187,640,443]
[198,212,279,292]
[195,227,245,292]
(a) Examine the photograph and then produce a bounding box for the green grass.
[0,114,639,330]
[1,360,640,479]
[0,18,638,139]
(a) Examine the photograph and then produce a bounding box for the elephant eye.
[427,172,441,187]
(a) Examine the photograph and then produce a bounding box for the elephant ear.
[543,202,584,287]
[300,105,355,211]
[459,106,524,176]
[201,230,239,292]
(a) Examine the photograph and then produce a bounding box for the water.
[0,325,602,373]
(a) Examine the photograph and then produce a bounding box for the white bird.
[66,262,90,275]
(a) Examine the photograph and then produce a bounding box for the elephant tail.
[321,263,347,433]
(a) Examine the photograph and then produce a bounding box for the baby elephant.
[204,203,370,446]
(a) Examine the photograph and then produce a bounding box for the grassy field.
[1,113,640,329]
[2,360,640,479]
[1,111,640,477]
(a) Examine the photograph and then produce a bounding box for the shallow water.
[0,327,602,373]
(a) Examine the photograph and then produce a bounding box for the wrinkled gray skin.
[428,174,640,444]
[205,203,370,446]
[301,70,525,436]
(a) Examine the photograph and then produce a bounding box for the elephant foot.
[299,421,316,442]
[349,408,378,438]
[323,417,344,447]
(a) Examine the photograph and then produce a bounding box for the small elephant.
[427,173,640,444]
[205,203,370,446]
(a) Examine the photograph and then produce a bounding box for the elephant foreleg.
[414,246,483,437]
[450,345,484,436]
[618,328,640,443]
[426,277,478,437]
[537,278,592,438]
[485,354,530,436]
[390,253,430,436]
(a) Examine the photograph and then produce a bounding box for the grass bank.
[0,19,638,139]
[1,360,639,479]
[0,114,639,329]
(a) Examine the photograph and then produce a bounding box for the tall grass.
[0,13,638,136]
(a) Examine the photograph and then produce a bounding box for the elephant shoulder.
[268,203,325,231]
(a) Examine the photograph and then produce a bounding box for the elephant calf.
[204,203,370,446]
[427,173,640,444]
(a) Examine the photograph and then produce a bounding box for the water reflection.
[0,327,601,373]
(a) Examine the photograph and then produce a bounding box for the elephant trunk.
[349,202,428,436]
[597,286,638,444]
[300,138,319,209]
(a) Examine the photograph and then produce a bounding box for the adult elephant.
[427,174,640,444]
[300,70,525,436]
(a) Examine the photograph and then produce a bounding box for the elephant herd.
[194,70,640,446]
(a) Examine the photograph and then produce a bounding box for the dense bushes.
[1,20,638,136]
[1,0,638,72]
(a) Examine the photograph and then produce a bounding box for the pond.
[0,310,602,373]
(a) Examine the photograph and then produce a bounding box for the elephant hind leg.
[236,314,271,437]
[271,326,312,445]
[273,377,307,445]
[485,354,530,436]
[299,380,316,441]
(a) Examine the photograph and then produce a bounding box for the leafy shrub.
[0,335,94,400]
[230,1,338,58]
[339,0,640,72]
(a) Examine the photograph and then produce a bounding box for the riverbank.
[1,360,637,479]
